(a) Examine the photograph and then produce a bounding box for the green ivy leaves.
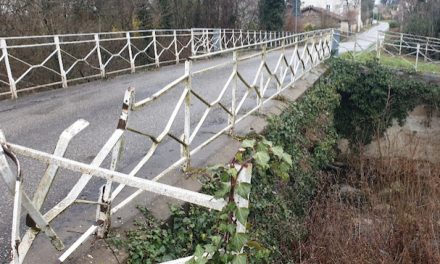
[254,151,270,168]
[187,137,293,264]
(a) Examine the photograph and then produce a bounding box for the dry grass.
[299,157,440,264]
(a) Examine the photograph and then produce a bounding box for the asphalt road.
[0,23,387,263]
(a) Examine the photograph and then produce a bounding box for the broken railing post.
[96,87,134,238]
[234,163,252,234]
[31,119,89,212]
[0,131,65,256]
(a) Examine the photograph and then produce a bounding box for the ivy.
[328,57,440,150]
[188,137,293,263]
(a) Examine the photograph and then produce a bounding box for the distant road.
[339,22,390,53]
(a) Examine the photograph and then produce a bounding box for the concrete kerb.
[64,64,328,264]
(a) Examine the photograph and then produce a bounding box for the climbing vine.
[188,137,292,264]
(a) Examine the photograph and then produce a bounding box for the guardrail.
[0,28,333,263]
[331,29,440,74]
[378,31,440,72]
[0,28,297,99]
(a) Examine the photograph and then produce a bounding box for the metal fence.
[378,31,440,72]
[331,29,440,74]
[0,28,299,99]
[0,28,333,263]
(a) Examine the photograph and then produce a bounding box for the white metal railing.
[331,29,440,73]
[0,28,298,99]
[0,28,333,263]
[378,31,440,72]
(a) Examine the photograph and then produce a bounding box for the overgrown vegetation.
[329,57,440,150]
[108,78,340,263]
[297,57,440,263]
[110,58,440,263]
[341,51,440,74]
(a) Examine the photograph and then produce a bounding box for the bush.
[303,23,315,32]
[388,20,400,29]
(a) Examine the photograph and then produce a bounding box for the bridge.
[0,23,392,263]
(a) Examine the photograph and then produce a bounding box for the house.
[300,0,363,32]
[300,5,347,30]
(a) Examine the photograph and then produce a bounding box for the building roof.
[300,5,347,21]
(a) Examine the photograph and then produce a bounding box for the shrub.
[388,20,399,29]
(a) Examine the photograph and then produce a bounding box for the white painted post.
[415,43,420,71]
[399,33,403,55]
[229,51,238,132]
[205,29,210,53]
[270,32,273,48]
[174,30,179,64]
[1,39,17,99]
[240,30,244,47]
[424,38,429,62]
[126,32,135,73]
[218,29,223,51]
[94,34,105,78]
[182,60,192,171]
[354,33,357,55]
[376,32,381,59]
[232,29,236,48]
[254,31,257,49]
[153,30,160,67]
[11,173,22,264]
[54,36,68,88]
[222,29,226,50]
[234,163,252,234]
[191,28,196,56]
[259,74,264,107]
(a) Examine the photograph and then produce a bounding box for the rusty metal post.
[96,88,134,238]
[1,39,17,99]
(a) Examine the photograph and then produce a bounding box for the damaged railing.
[0,28,333,263]
[0,28,296,99]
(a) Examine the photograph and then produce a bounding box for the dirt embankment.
[365,106,440,163]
